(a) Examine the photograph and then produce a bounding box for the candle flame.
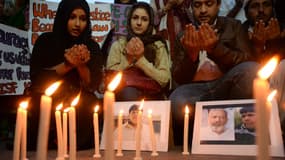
[258,57,278,80]
[107,72,122,91]
[19,101,28,110]
[94,105,99,113]
[56,103,63,111]
[64,108,70,113]
[185,105,189,114]
[267,89,277,102]
[45,81,62,96]
[71,93,80,107]
[119,109,124,114]
[139,99,144,110]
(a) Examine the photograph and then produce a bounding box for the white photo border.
[100,100,170,152]
[192,99,284,157]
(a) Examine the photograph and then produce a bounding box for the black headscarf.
[52,0,92,42]
[115,0,137,4]
[126,2,168,63]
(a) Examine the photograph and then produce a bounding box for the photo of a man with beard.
[200,108,234,141]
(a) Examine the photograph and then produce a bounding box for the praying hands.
[181,23,218,61]
[125,37,145,64]
[64,44,91,67]
[249,18,281,46]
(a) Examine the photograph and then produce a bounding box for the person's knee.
[170,89,194,120]
[234,61,259,72]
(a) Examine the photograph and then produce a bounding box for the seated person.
[243,0,285,63]
[106,2,171,101]
[169,0,258,145]
[29,0,103,150]
[243,0,285,134]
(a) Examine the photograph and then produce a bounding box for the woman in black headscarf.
[106,2,171,101]
[29,0,103,150]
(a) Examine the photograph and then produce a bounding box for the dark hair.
[244,0,275,16]
[191,0,221,6]
[240,106,254,114]
[129,104,139,113]
[115,0,137,4]
[126,2,154,40]
[53,0,91,40]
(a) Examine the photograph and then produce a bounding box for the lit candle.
[63,108,69,158]
[134,100,144,160]
[13,101,28,160]
[182,105,190,155]
[254,57,278,160]
[20,101,28,160]
[103,72,122,160]
[55,103,64,160]
[93,105,101,158]
[36,81,61,160]
[148,109,158,156]
[267,90,277,120]
[13,106,22,160]
[69,94,80,160]
[116,109,124,157]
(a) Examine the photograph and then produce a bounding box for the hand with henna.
[265,18,281,41]
[125,37,144,64]
[181,24,201,61]
[64,44,90,67]
[198,23,218,53]
[250,20,267,46]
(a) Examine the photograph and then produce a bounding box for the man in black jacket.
[243,0,285,141]
[170,0,258,146]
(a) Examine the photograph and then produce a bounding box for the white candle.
[20,101,28,160]
[134,100,144,160]
[63,108,69,158]
[93,105,101,158]
[104,72,121,160]
[69,95,80,160]
[36,81,61,160]
[55,103,64,160]
[13,107,22,160]
[254,57,278,160]
[182,105,189,155]
[148,109,158,156]
[116,110,123,156]
[13,101,28,160]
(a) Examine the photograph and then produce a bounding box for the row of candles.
[13,72,162,160]
[12,57,278,160]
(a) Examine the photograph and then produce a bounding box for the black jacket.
[172,17,253,85]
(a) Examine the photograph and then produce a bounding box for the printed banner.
[111,3,131,36]
[0,24,31,95]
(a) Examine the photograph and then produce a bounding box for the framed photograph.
[192,99,284,157]
[100,100,170,152]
